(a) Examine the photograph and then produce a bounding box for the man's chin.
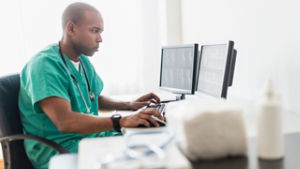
[83,51,96,57]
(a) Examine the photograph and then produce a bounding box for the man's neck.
[59,39,80,62]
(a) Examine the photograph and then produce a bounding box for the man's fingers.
[137,93,161,103]
[150,93,160,103]
[146,93,160,103]
[154,112,164,121]
[140,108,164,121]
[148,116,159,127]
[138,113,159,127]
[150,98,159,104]
[138,112,151,119]
[138,119,150,127]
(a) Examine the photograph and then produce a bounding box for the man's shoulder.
[28,43,62,67]
[34,43,60,61]
[22,43,65,75]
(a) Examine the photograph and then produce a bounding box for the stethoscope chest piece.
[90,92,95,101]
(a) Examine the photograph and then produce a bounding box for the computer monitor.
[196,41,235,98]
[159,44,199,100]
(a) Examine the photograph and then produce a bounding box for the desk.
[192,132,300,169]
[49,132,300,169]
[98,109,300,169]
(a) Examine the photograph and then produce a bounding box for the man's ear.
[66,21,75,35]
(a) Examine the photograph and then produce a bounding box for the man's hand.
[120,108,164,127]
[129,93,160,110]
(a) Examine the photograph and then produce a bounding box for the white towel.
[166,97,247,160]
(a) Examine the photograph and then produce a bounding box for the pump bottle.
[257,80,284,160]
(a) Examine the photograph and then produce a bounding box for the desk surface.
[192,132,300,169]
[99,109,300,169]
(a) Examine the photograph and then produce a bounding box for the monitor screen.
[196,41,234,98]
[159,44,198,98]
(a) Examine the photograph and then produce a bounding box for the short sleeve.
[25,54,70,112]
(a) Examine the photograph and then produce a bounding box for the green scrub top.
[18,44,121,169]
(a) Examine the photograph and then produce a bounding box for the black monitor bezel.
[228,49,237,87]
[196,41,234,98]
[159,44,199,95]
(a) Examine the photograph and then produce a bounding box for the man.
[18,2,163,169]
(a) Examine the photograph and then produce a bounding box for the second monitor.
[159,44,199,101]
[196,41,235,98]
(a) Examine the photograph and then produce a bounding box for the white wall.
[136,0,164,93]
[0,0,166,96]
[165,0,183,45]
[181,0,300,113]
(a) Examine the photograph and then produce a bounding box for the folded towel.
[166,97,247,160]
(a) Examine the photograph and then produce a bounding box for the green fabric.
[18,44,121,169]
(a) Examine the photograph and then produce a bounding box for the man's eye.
[91,29,99,33]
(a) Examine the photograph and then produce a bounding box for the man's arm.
[98,93,160,111]
[40,96,164,134]
[40,97,114,134]
[98,95,131,111]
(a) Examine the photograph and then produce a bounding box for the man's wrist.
[124,101,132,110]
[119,117,126,127]
[111,114,122,132]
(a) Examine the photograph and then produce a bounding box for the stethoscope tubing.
[73,75,91,113]
[124,130,175,160]
[58,42,95,113]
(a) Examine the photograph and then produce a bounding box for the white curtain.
[0,0,164,95]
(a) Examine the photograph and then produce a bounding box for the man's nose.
[97,34,102,43]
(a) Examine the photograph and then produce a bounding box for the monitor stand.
[176,94,185,100]
[160,94,186,103]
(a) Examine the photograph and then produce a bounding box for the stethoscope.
[94,130,175,169]
[58,42,95,113]
[124,130,175,160]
